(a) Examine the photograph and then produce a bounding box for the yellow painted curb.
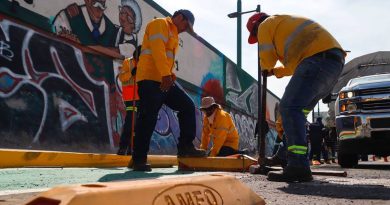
[25,174,265,205]
[178,154,258,172]
[0,149,177,168]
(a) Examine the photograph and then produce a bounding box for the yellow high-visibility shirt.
[257,15,344,78]
[136,17,178,82]
[200,108,240,157]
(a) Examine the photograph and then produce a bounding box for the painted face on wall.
[119,6,136,34]
[84,0,107,23]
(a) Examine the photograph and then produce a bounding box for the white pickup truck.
[335,73,390,167]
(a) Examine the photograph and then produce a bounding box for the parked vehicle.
[335,73,390,167]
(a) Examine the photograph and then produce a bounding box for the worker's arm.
[258,21,278,73]
[148,21,171,77]
[200,118,211,150]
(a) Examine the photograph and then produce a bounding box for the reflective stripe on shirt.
[283,20,314,64]
[259,43,274,52]
[149,33,168,43]
[141,49,175,59]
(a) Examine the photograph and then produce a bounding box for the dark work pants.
[119,101,138,150]
[309,135,323,161]
[217,146,239,157]
[133,80,196,163]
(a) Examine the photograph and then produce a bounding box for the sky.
[153,0,390,113]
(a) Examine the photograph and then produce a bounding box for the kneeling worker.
[199,96,241,157]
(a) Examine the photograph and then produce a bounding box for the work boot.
[267,166,313,182]
[264,156,287,167]
[311,160,321,166]
[177,146,206,158]
[128,160,152,172]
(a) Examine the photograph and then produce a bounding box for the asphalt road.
[0,161,389,205]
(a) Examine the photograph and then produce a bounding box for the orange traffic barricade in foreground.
[25,174,265,205]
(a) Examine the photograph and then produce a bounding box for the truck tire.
[338,153,358,168]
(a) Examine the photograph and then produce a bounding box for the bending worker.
[131,9,206,172]
[246,12,345,182]
[199,96,240,157]
[117,46,141,155]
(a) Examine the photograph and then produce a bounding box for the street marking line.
[0,188,49,196]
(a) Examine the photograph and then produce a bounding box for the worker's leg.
[217,146,239,156]
[164,83,205,157]
[265,134,287,167]
[118,101,135,155]
[310,134,323,164]
[268,49,344,182]
[132,81,164,167]
[283,51,343,166]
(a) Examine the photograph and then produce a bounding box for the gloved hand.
[160,75,174,92]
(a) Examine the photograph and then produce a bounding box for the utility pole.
[237,0,242,70]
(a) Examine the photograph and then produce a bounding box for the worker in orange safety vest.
[117,45,141,155]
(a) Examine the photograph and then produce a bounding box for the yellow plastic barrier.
[25,174,265,205]
[0,149,177,168]
[178,154,258,172]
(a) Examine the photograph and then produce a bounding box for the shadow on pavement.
[355,164,390,170]
[278,180,390,200]
[98,170,195,182]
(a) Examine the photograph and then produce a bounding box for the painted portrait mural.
[0,0,280,156]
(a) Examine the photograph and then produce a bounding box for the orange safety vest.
[119,58,139,101]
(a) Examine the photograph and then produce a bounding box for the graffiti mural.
[0,17,114,149]
[0,0,280,155]
[225,59,280,156]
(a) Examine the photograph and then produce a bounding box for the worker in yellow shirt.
[117,46,141,155]
[246,12,345,182]
[199,97,240,157]
[130,9,206,172]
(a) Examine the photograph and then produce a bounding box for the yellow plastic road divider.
[25,174,265,205]
[178,154,258,172]
[0,149,177,168]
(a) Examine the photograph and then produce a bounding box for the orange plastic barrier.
[0,149,177,168]
[25,174,265,205]
[178,154,258,172]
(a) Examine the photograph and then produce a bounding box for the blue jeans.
[133,80,196,163]
[280,48,344,168]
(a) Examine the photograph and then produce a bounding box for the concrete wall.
[0,0,280,155]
